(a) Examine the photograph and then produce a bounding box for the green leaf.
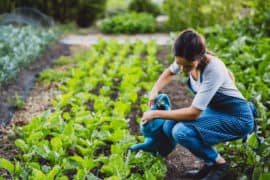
[74,169,87,180]
[252,165,262,180]
[50,137,63,151]
[86,173,100,180]
[0,158,14,174]
[56,176,69,180]
[247,134,258,149]
[259,173,270,180]
[69,155,84,168]
[15,139,29,152]
[105,176,121,180]
[47,165,61,180]
[14,161,23,176]
[30,169,46,180]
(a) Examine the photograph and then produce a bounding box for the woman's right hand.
[148,91,158,108]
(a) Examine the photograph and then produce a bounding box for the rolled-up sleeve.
[192,67,224,110]
[169,61,181,74]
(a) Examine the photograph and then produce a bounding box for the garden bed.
[0,43,70,125]
[0,42,205,179]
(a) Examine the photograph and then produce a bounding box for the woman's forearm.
[150,68,175,94]
[153,106,201,121]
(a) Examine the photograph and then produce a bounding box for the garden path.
[60,33,172,46]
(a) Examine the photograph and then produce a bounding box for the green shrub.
[105,0,130,17]
[128,0,160,17]
[75,0,107,27]
[162,0,243,31]
[99,12,156,34]
[252,0,270,35]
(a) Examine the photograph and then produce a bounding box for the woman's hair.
[174,29,214,70]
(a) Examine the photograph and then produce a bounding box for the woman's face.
[175,56,199,73]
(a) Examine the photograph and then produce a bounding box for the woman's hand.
[142,111,155,125]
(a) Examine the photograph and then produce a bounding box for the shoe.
[201,161,230,180]
[182,164,213,179]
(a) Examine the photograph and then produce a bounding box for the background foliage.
[128,0,160,17]
[0,0,107,27]
[99,12,156,34]
[162,0,244,31]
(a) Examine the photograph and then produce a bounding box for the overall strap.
[187,65,206,94]
[199,65,206,83]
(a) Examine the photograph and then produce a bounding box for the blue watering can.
[130,94,175,157]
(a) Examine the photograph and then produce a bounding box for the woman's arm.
[227,68,235,83]
[142,106,202,124]
[149,68,176,106]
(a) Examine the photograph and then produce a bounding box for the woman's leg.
[163,120,177,139]
[171,122,219,165]
[162,120,178,150]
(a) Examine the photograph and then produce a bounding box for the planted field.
[0,40,168,179]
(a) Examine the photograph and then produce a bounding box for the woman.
[142,29,255,179]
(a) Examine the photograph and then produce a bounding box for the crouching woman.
[142,29,255,179]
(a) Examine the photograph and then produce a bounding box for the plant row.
[0,25,57,85]
[0,40,166,179]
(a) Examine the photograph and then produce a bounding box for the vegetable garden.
[0,39,169,179]
[0,0,270,179]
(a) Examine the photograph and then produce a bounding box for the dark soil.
[90,163,108,179]
[0,43,70,125]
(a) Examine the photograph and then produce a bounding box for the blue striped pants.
[163,120,219,165]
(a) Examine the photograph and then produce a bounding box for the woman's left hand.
[142,111,155,125]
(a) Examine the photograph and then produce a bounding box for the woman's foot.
[216,156,226,164]
[201,161,230,180]
[182,164,213,179]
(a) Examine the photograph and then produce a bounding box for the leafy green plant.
[3,39,166,179]
[105,0,130,17]
[99,12,156,34]
[128,0,160,17]
[37,69,70,83]
[0,158,14,175]
[162,0,244,31]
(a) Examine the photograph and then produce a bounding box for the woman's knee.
[162,120,177,138]
[172,123,194,144]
